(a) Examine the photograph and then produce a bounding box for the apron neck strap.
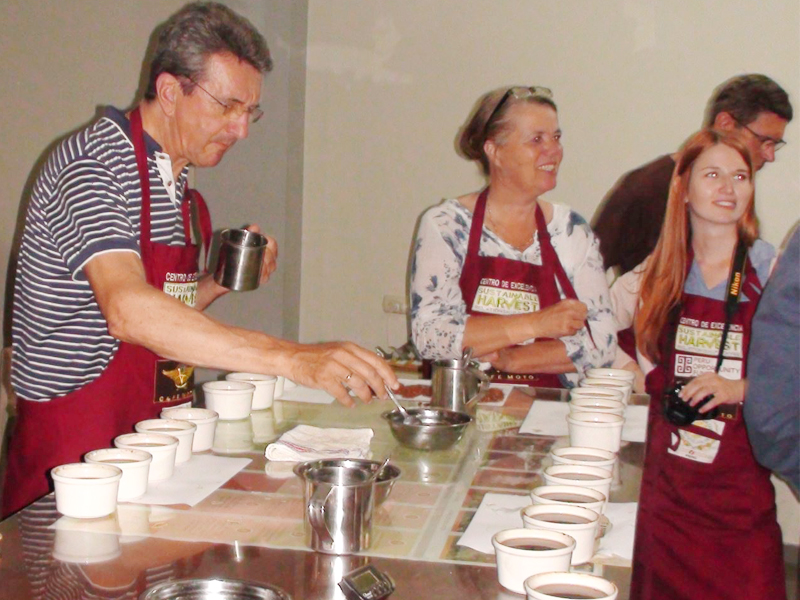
[182,188,214,271]
[129,107,152,265]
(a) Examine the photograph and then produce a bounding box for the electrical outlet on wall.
[382,294,408,314]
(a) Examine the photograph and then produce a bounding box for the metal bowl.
[140,578,290,599]
[382,407,472,451]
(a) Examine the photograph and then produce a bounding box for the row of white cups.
[51,373,294,521]
[491,368,635,600]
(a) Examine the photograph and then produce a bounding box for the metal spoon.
[367,455,392,484]
[462,346,474,364]
[385,384,419,424]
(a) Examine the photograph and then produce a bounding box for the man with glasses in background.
[594,74,792,277]
[4,1,397,518]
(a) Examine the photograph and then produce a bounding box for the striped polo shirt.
[11,107,190,401]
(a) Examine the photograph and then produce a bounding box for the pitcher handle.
[469,363,491,391]
[308,485,335,545]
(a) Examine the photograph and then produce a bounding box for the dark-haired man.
[4,2,397,517]
[594,74,793,275]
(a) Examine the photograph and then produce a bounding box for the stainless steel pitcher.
[430,358,490,413]
[294,459,379,555]
[213,228,267,292]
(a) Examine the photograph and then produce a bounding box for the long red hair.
[635,129,759,362]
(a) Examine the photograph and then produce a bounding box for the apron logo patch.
[675,323,744,358]
[668,420,725,464]
[674,354,743,379]
[163,271,199,307]
[162,365,195,390]
[472,284,540,315]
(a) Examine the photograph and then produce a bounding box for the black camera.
[663,379,719,426]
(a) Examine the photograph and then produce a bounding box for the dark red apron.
[458,189,587,387]
[630,256,785,600]
[3,108,213,518]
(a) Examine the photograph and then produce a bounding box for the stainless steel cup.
[430,359,489,412]
[213,228,267,292]
[294,459,378,555]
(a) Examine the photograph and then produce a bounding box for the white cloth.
[457,492,529,554]
[264,424,373,461]
[595,502,638,561]
[409,199,617,386]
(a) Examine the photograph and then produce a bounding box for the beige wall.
[300,0,799,351]
[0,1,308,361]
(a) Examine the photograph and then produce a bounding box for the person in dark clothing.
[593,74,792,276]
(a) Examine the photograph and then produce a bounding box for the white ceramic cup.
[569,386,626,405]
[273,376,285,399]
[530,484,607,516]
[52,463,122,519]
[521,503,600,565]
[550,446,617,470]
[225,372,277,410]
[567,412,625,453]
[492,528,575,595]
[160,407,219,452]
[580,377,632,405]
[203,380,255,420]
[543,464,613,502]
[85,448,152,501]
[525,571,619,600]
[114,433,179,482]
[585,368,635,384]
[569,396,626,417]
[135,418,196,464]
[53,514,121,564]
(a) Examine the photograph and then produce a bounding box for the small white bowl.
[525,571,619,600]
[550,446,617,470]
[530,484,607,516]
[202,380,255,420]
[567,412,625,453]
[569,396,626,416]
[585,367,635,383]
[135,419,196,464]
[52,463,122,519]
[114,433,179,482]
[160,407,219,452]
[85,448,152,501]
[273,376,285,398]
[225,372,277,410]
[580,377,632,405]
[521,503,600,565]
[492,528,575,594]
[543,465,613,506]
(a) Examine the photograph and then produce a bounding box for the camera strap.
[714,240,748,373]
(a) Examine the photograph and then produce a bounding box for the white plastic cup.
[203,380,255,420]
[525,571,619,600]
[530,484,606,516]
[114,433,179,482]
[521,503,600,565]
[569,396,625,417]
[492,528,575,594]
[550,446,617,469]
[160,407,219,452]
[567,412,625,453]
[274,376,285,399]
[52,463,122,519]
[585,368,635,384]
[225,373,277,410]
[569,386,626,404]
[135,418,196,464]
[85,448,152,501]
[543,464,613,502]
[580,377,632,405]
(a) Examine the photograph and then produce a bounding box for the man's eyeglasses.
[733,117,786,152]
[483,86,553,138]
[188,78,264,124]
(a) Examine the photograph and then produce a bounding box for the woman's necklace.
[486,202,536,251]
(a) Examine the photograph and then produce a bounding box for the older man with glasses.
[593,74,792,278]
[3,1,397,518]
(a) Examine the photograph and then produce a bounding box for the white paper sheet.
[457,492,529,554]
[595,502,638,561]
[519,401,648,442]
[127,454,250,507]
